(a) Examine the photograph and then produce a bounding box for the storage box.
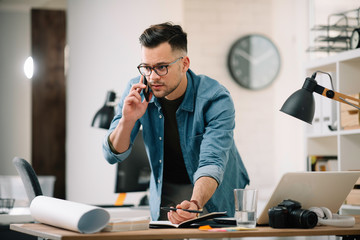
[340,93,360,130]
[345,176,360,206]
[346,189,360,205]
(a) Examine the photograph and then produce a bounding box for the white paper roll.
[30,196,110,233]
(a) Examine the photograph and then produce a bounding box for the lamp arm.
[316,87,360,111]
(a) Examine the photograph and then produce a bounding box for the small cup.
[234,189,257,228]
[0,198,15,214]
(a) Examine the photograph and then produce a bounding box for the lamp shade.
[281,71,360,125]
[280,88,315,124]
[91,91,116,129]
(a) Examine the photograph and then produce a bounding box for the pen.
[161,207,203,213]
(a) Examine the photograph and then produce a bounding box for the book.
[149,211,227,228]
[102,216,150,232]
[309,155,337,171]
[102,207,150,232]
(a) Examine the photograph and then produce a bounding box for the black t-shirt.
[159,95,191,184]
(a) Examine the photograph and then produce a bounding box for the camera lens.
[290,209,318,228]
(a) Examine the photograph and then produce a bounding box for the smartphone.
[143,76,150,102]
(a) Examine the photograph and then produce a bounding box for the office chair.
[12,157,43,203]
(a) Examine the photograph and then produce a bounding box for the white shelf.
[305,49,360,214]
[338,128,360,135]
[305,49,360,167]
[306,131,338,139]
[305,48,360,69]
[307,128,360,138]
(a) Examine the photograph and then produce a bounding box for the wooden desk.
[10,216,360,240]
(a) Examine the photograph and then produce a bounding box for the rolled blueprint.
[30,196,110,233]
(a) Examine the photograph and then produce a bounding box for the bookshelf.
[304,48,360,212]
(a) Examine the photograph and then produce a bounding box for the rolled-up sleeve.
[193,86,235,185]
[193,165,224,184]
[102,130,132,164]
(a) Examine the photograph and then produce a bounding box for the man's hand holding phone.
[109,76,152,154]
[121,76,152,124]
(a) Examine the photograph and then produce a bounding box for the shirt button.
[159,115,163,119]
[158,179,161,184]
[159,159,162,163]
[159,137,162,141]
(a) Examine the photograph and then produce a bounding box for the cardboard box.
[346,189,360,205]
[340,93,360,130]
[346,176,360,205]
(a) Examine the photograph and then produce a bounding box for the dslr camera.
[268,199,318,228]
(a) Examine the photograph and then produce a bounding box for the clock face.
[227,34,281,90]
[351,28,360,49]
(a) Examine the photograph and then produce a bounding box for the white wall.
[0,10,31,175]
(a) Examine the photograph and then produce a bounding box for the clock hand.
[234,49,256,64]
[253,49,275,65]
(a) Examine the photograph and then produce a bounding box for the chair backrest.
[12,157,43,203]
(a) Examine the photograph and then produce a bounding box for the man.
[102,22,249,223]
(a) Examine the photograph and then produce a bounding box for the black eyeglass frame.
[137,57,184,77]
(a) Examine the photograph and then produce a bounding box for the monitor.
[114,130,151,193]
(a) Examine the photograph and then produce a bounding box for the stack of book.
[103,216,150,232]
[309,155,338,171]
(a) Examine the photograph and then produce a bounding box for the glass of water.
[234,188,257,228]
[0,198,15,214]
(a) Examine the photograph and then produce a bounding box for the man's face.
[140,42,188,100]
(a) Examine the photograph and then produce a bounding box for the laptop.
[256,171,360,225]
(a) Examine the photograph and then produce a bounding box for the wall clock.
[227,34,281,90]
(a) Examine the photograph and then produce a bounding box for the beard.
[150,77,183,99]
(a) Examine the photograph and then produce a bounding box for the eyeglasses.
[137,57,183,77]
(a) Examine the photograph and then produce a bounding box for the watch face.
[351,29,360,49]
[227,34,281,90]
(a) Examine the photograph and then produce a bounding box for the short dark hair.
[139,22,187,53]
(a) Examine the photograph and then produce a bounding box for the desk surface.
[10,216,360,240]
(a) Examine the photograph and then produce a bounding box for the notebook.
[257,171,360,225]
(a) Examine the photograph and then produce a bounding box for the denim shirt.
[102,69,249,220]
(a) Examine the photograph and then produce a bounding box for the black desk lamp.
[91,91,116,129]
[280,71,360,124]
